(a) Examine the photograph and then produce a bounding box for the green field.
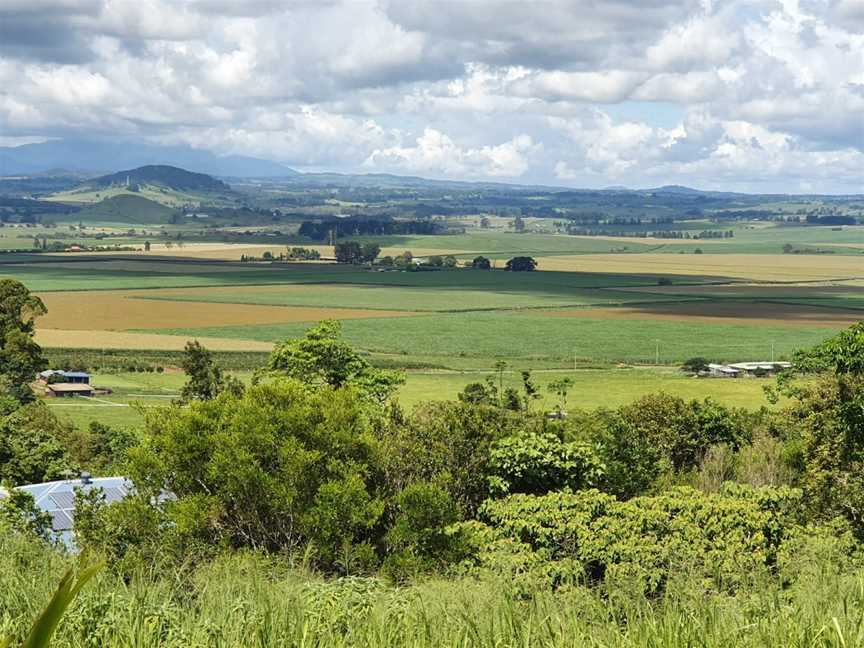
[141,283,698,312]
[400,367,778,409]
[47,366,778,431]
[146,313,836,365]
[357,224,864,257]
[0,256,710,292]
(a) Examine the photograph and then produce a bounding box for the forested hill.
[89,165,230,192]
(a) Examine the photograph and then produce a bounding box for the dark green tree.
[472,256,491,270]
[0,402,72,486]
[266,320,403,403]
[179,340,243,403]
[0,279,48,403]
[779,323,864,531]
[334,241,363,264]
[505,256,537,272]
[361,243,381,264]
[0,489,52,540]
[126,379,386,570]
[682,357,710,374]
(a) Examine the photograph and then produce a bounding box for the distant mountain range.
[0,138,297,178]
[2,138,856,198]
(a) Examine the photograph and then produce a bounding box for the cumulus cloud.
[365,129,539,178]
[0,0,861,191]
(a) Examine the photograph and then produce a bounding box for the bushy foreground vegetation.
[2,536,864,647]
[3,278,864,645]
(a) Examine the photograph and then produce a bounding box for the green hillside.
[46,164,235,207]
[73,194,177,223]
[90,164,229,192]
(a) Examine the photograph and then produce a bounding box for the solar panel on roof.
[50,491,76,509]
[102,487,125,503]
[51,510,73,531]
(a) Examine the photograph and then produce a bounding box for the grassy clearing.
[46,184,213,207]
[399,367,777,410]
[144,313,839,365]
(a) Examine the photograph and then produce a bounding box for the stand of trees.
[299,218,443,241]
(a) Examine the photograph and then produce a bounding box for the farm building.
[45,383,96,397]
[0,475,132,547]
[38,370,91,384]
[705,361,792,378]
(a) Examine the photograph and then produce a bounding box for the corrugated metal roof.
[1,477,133,547]
[47,384,94,393]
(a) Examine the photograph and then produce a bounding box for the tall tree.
[361,243,381,264]
[179,340,242,403]
[0,279,47,403]
[334,241,363,264]
[266,320,403,403]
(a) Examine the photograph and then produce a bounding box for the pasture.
[147,312,838,366]
[46,366,778,432]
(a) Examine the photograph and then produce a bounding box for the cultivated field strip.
[36,291,416,331]
[535,253,864,282]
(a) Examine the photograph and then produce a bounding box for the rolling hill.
[72,194,177,224]
[47,165,236,207]
[90,165,230,192]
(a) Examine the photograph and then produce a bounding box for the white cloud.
[365,129,539,178]
[0,0,861,191]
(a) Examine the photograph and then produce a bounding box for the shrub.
[487,432,604,497]
[467,485,806,593]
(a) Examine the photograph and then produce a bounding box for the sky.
[0,0,862,192]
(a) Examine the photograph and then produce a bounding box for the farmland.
[42,366,782,432]
[0,225,861,431]
[3,167,864,648]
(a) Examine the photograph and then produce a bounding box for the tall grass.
[2,532,864,647]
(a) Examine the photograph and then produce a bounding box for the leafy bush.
[467,485,806,593]
[487,432,603,497]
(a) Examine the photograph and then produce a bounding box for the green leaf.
[20,559,103,648]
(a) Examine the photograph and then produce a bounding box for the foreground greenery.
[4,278,864,645]
[2,536,863,647]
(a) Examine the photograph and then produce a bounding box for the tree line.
[298,218,444,241]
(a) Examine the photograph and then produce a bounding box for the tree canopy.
[504,256,537,272]
[266,320,403,403]
[0,279,47,402]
